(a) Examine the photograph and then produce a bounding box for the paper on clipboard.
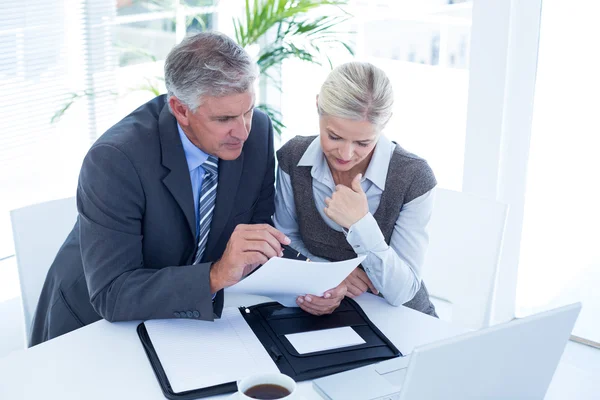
[226,255,366,306]
[144,308,279,393]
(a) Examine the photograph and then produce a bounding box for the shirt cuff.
[346,212,387,253]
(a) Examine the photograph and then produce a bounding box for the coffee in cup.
[244,383,290,399]
[237,372,297,400]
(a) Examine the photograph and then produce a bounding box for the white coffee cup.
[236,372,298,399]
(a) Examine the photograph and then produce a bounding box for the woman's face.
[319,114,379,173]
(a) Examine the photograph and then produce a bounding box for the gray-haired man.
[31,32,290,345]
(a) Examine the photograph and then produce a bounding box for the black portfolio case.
[138,297,401,400]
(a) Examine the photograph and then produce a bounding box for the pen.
[282,243,310,262]
[244,244,311,279]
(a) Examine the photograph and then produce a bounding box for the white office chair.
[422,188,508,331]
[10,196,78,347]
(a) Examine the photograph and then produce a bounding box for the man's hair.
[164,31,258,111]
[317,61,394,130]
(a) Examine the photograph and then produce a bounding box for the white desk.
[0,293,468,399]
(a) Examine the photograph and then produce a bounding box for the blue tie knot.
[203,155,218,176]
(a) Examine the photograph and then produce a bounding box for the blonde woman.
[274,61,438,317]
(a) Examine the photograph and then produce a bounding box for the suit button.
[186,311,193,318]
[173,312,180,318]
[193,310,200,318]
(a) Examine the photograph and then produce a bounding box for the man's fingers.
[242,240,279,259]
[240,230,282,256]
[242,263,261,277]
[236,224,291,246]
[236,223,274,231]
[257,224,291,245]
[239,229,290,257]
[235,223,264,232]
[324,197,332,206]
[243,251,269,267]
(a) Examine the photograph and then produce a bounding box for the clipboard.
[138,298,401,399]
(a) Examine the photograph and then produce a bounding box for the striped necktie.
[193,155,219,264]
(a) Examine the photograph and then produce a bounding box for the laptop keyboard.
[312,356,409,400]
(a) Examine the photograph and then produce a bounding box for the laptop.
[313,302,581,400]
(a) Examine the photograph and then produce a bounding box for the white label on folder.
[285,327,365,354]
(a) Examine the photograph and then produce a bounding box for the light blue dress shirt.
[273,135,436,306]
[178,124,218,300]
[177,124,210,236]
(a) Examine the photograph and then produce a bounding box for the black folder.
[138,297,401,400]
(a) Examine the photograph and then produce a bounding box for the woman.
[274,61,437,317]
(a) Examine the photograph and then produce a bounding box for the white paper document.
[227,255,366,307]
[144,308,278,393]
[285,327,366,354]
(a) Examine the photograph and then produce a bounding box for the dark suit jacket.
[30,95,275,346]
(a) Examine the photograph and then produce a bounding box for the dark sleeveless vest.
[277,135,437,316]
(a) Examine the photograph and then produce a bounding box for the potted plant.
[232,0,354,133]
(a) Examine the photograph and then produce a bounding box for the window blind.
[0,0,118,257]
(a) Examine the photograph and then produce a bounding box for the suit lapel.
[158,105,196,240]
[204,152,244,258]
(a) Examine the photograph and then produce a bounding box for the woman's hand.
[324,173,369,229]
[343,267,379,298]
[296,283,347,316]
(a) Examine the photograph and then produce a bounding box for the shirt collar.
[177,123,209,172]
[297,137,333,186]
[296,134,393,191]
[364,134,393,191]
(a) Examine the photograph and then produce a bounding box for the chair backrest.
[10,197,78,346]
[422,188,508,330]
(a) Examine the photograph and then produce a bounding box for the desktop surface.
[0,294,467,400]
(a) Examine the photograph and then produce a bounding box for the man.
[30,32,290,345]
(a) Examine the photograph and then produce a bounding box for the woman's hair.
[317,61,394,130]
[164,32,258,111]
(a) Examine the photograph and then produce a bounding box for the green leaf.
[257,103,286,136]
[231,0,354,135]
[51,89,115,124]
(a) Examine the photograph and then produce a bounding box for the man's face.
[171,90,255,160]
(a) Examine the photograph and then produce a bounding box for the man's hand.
[210,224,290,293]
[344,267,379,298]
[324,173,368,229]
[296,283,347,316]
